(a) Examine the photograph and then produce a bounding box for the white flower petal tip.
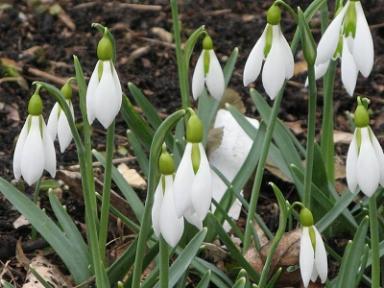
[192,50,225,100]
[243,27,267,86]
[357,128,380,197]
[87,61,122,128]
[262,25,287,100]
[14,116,56,185]
[300,227,328,287]
[151,182,163,237]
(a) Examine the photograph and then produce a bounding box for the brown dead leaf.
[206,127,223,156]
[265,162,292,183]
[117,163,147,189]
[4,103,20,123]
[151,27,172,43]
[220,88,246,114]
[285,120,305,135]
[13,215,29,229]
[333,130,353,144]
[294,60,308,76]
[16,239,30,269]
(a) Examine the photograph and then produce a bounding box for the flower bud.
[267,5,281,25]
[354,97,370,128]
[300,207,314,227]
[186,114,203,143]
[28,92,43,116]
[97,33,113,61]
[61,80,73,100]
[159,148,175,175]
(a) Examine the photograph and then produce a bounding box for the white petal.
[192,52,205,100]
[191,144,212,220]
[20,116,45,185]
[86,61,100,125]
[206,50,225,100]
[310,266,319,282]
[346,130,359,193]
[184,207,203,230]
[94,61,122,128]
[357,127,380,197]
[316,4,348,64]
[352,2,374,77]
[173,143,194,217]
[300,227,315,288]
[112,64,123,109]
[13,117,29,181]
[262,25,286,100]
[314,227,328,283]
[369,130,384,186]
[341,37,358,96]
[57,100,74,153]
[278,27,294,79]
[42,119,56,178]
[46,103,60,141]
[152,180,163,237]
[243,27,267,86]
[160,176,184,247]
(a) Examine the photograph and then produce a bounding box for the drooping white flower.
[192,35,225,101]
[346,98,384,197]
[173,114,212,228]
[47,82,75,153]
[313,1,374,95]
[86,33,122,128]
[243,5,294,100]
[299,208,328,288]
[152,175,184,247]
[13,93,56,186]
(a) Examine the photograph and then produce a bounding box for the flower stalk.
[369,194,380,288]
[159,236,169,288]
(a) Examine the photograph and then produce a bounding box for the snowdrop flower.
[13,90,56,185]
[346,97,384,197]
[299,208,328,288]
[173,112,212,229]
[152,147,184,247]
[243,5,294,100]
[47,80,74,153]
[86,30,122,128]
[314,1,374,95]
[192,35,225,100]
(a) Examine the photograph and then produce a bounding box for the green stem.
[159,236,169,288]
[98,121,115,262]
[31,178,41,240]
[303,65,317,208]
[320,61,337,183]
[170,0,190,109]
[369,195,381,288]
[242,89,283,253]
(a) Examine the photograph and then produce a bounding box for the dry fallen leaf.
[206,127,223,156]
[219,88,246,114]
[118,163,147,189]
[333,130,353,144]
[151,27,172,43]
[13,215,30,229]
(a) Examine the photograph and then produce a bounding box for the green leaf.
[128,82,162,129]
[0,177,91,284]
[195,270,211,288]
[336,217,369,287]
[193,257,233,287]
[233,277,246,288]
[29,267,55,288]
[1,281,16,288]
[155,228,208,288]
[207,214,260,282]
[121,95,154,149]
[223,47,239,87]
[48,190,89,259]
[93,150,144,222]
[127,129,149,177]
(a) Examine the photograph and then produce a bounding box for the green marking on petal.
[263,24,273,58]
[191,143,201,174]
[333,35,343,60]
[203,49,210,76]
[343,1,357,38]
[308,226,317,250]
[161,175,166,193]
[356,127,362,153]
[97,61,104,81]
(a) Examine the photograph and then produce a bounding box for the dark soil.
[0,0,383,286]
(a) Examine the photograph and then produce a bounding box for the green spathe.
[159,150,175,175]
[300,207,314,227]
[28,93,43,116]
[354,97,370,128]
[61,81,73,100]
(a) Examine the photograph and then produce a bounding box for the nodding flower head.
[243,4,294,100]
[192,34,225,101]
[152,147,184,247]
[313,1,374,96]
[47,79,75,153]
[13,88,56,185]
[346,97,384,197]
[299,208,328,288]
[86,29,122,129]
[173,112,212,229]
